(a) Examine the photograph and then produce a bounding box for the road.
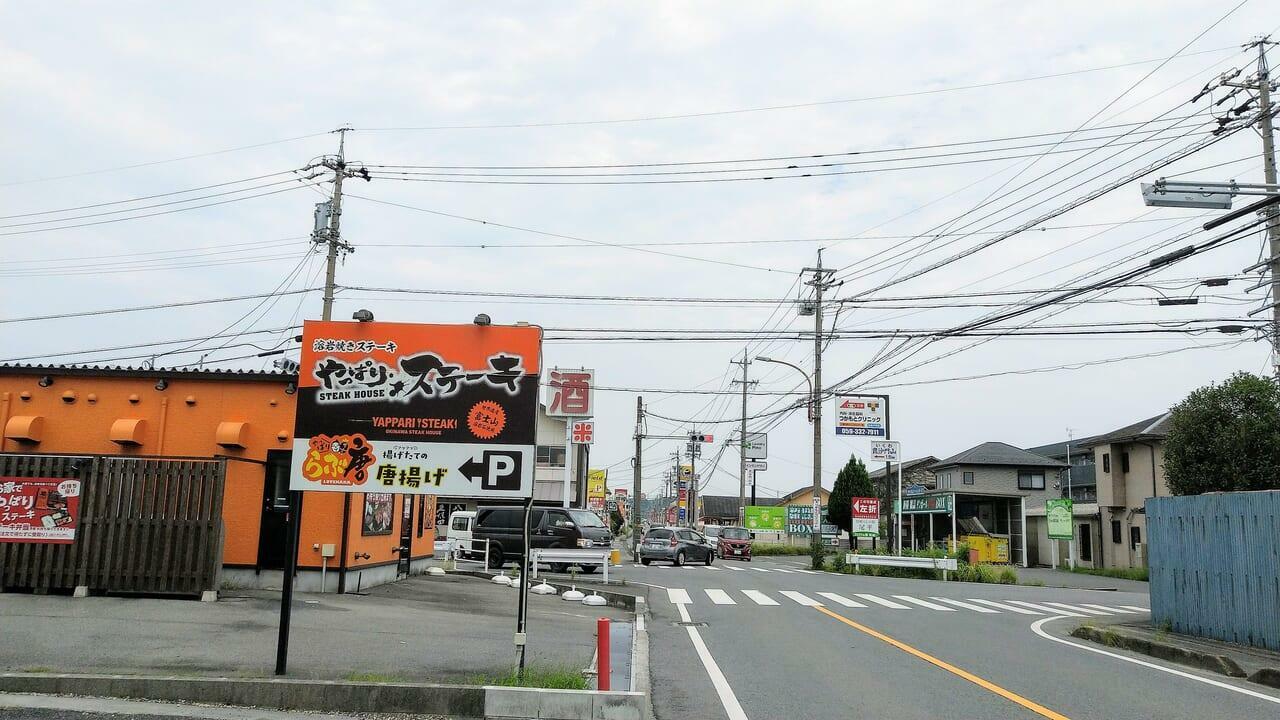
[609,556,1280,720]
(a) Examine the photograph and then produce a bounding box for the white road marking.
[1080,603,1139,614]
[702,565,722,571]
[1042,601,1113,615]
[967,598,1042,615]
[1031,617,1280,706]
[817,592,866,608]
[667,588,693,605]
[723,565,745,571]
[1119,605,1151,612]
[893,595,956,611]
[1005,600,1085,617]
[854,593,912,609]
[751,567,771,573]
[779,591,823,607]
[742,590,780,606]
[930,597,999,613]
[773,568,796,574]
[705,589,736,605]
[793,569,820,574]
[675,602,750,720]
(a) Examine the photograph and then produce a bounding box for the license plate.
[733,549,742,555]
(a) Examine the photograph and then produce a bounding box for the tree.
[827,454,874,536]
[1164,371,1280,495]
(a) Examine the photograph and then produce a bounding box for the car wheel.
[550,563,569,573]
[581,565,599,574]
[674,550,686,567]
[704,551,714,566]
[640,558,651,566]
[486,544,504,569]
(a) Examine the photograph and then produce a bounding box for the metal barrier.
[530,548,612,582]
[845,553,958,580]
[444,538,492,569]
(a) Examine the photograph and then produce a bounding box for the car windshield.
[567,509,606,528]
[721,528,751,540]
[645,529,673,540]
[703,526,721,537]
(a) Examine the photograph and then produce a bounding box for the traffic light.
[688,433,714,443]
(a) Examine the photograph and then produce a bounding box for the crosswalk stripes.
[930,597,999,614]
[750,567,771,573]
[1080,603,1138,614]
[667,588,693,605]
[854,593,912,609]
[705,589,736,605]
[722,565,745,571]
[773,568,796,574]
[742,590,779,606]
[1118,605,1151,613]
[892,595,955,611]
[1041,601,1113,616]
[779,591,822,607]
[967,598,1042,615]
[817,592,866,608]
[794,569,820,574]
[1004,600,1086,616]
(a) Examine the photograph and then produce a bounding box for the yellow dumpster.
[610,548,622,566]
[961,534,1011,563]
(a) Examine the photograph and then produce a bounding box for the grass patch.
[1021,579,1046,587]
[344,672,404,683]
[471,667,587,690]
[750,542,809,556]
[1068,566,1149,582]
[20,666,53,673]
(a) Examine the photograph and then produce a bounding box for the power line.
[0,287,321,324]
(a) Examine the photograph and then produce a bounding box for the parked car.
[702,525,723,540]
[472,506,612,571]
[716,526,753,561]
[447,510,477,559]
[639,526,715,566]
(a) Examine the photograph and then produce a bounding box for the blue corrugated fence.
[1146,490,1280,651]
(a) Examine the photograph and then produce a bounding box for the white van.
[448,510,477,558]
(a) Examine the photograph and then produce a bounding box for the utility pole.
[1066,427,1076,571]
[632,397,643,562]
[316,127,357,322]
[688,433,698,528]
[730,350,756,526]
[802,250,836,564]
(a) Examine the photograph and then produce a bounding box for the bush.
[1068,566,1149,582]
[997,567,1018,584]
[950,562,1004,584]
[829,552,848,573]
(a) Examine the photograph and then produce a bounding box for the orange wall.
[0,372,433,571]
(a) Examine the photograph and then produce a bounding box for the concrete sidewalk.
[0,573,628,682]
[1017,566,1150,593]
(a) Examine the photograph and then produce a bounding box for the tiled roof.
[1077,412,1172,447]
[0,363,295,382]
[931,441,1067,469]
[869,456,939,479]
[1023,439,1099,460]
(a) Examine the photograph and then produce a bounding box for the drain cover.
[675,621,707,627]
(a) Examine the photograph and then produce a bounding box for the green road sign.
[1046,498,1074,540]
[744,505,785,532]
[899,495,953,514]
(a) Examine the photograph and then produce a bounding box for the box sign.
[547,368,594,417]
[290,320,542,498]
[835,395,887,437]
[870,441,900,462]
[850,497,880,538]
[786,505,838,536]
[571,420,594,444]
[1047,498,1074,540]
[899,495,953,514]
[587,469,607,511]
[744,460,768,472]
[743,432,768,460]
[744,505,785,532]
[0,477,82,544]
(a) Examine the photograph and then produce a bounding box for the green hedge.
[832,543,1017,584]
[1069,566,1149,581]
[750,542,809,556]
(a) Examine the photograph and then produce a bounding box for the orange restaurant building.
[0,363,434,595]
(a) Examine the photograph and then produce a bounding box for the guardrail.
[530,548,613,582]
[440,538,492,569]
[845,553,958,580]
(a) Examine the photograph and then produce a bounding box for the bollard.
[596,617,611,691]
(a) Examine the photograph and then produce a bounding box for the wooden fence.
[0,454,225,596]
[1147,490,1280,651]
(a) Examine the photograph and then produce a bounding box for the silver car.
[639,527,715,566]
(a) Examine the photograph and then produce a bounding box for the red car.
[716,526,753,561]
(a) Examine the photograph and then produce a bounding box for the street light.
[755,355,824,561]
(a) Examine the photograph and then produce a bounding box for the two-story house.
[1024,437,1101,569]
[1077,412,1172,570]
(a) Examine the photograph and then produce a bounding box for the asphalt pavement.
[607,556,1280,719]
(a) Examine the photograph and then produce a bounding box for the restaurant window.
[1017,471,1045,490]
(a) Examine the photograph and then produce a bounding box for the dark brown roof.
[931,442,1066,470]
[870,456,939,479]
[0,363,295,383]
[1077,412,1172,447]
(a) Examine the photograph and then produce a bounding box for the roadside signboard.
[587,469,608,511]
[743,505,785,532]
[834,395,888,437]
[870,440,900,462]
[744,460,768,472]
[786,505,838,536]
[899,495,953,514]
[1047,498,1074,540]
[742,432,768,460]
[904,483,927,496]
[571,420,594,444]
[850,497,880,537]
[290,320,542,498]
[679,465,693,481]
[546,368,594,417]
[0,477,81,544]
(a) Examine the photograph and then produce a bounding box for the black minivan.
[472,506,613,571]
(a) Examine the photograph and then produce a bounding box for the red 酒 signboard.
[0,477,82,544]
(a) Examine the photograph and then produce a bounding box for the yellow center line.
[815,605,1071,720]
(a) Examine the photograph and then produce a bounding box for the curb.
[0,673,645,720]
[1070,626,1248,678]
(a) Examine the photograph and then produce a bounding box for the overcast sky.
[3,2,1277,500]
